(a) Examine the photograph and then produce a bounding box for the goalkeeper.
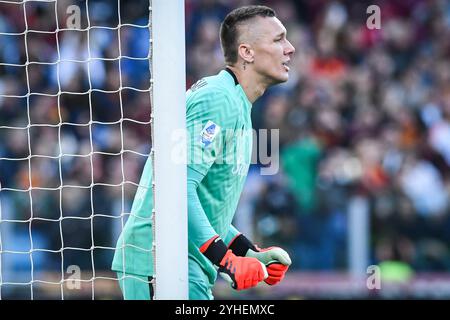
[112,5,295,300]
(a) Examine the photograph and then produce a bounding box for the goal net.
[0,0,187,300]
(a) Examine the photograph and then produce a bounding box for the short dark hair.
[220,5,276,65]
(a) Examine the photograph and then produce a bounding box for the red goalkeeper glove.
[228,233,291,286]
[200,235,268,290]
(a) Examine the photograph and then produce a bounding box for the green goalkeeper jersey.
[111,69,253,286]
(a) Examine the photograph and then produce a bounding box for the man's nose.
[285,40,295,55]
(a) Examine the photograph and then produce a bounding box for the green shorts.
[117,258,214,300]
[117,272,154,300]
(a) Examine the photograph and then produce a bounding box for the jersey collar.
[225,68,239,86]
[223,68,252,108]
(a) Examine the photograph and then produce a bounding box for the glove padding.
[246,246,291,285]
[200,235,268,290]
[228,234,291,286]
[218,249,268,290]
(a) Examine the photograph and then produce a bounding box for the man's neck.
[226,65,269,103]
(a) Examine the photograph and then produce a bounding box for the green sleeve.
[187,166,216,246]
[186,87,238,176]
[224,225,241,246]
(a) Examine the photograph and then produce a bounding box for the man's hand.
[218,249,268,290]
[200,235,268,290]
[245,245,291,285]
[228,234,291,286]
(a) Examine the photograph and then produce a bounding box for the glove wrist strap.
[200,235,228,266]
[228,233,257,257]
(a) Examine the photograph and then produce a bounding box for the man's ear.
[238,43,254,63]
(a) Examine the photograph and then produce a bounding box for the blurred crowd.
[1,0,450,295]
[0,0,152,280]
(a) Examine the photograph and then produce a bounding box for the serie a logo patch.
[200,120,220,147]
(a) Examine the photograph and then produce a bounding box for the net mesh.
[0,0,153,299]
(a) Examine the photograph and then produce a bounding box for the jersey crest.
[200,120,220,147]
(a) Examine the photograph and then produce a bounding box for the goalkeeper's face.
[246,17,295,84]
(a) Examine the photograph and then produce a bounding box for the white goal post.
[151,0,188,300]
